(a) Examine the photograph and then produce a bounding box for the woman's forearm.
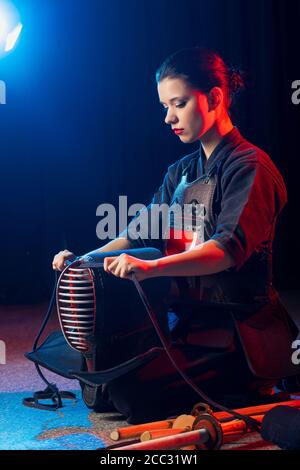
[86,236,133,255]
[149,240,234,277]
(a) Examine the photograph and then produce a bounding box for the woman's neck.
[200,116,234,159]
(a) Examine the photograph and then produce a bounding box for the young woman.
[52,47,298,423]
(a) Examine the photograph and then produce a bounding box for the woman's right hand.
[52,249,77,271]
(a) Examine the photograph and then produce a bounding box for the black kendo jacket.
[124,127,299,379]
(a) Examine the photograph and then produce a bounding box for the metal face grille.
[56,267,96,353]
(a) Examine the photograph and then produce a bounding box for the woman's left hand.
[103,253,155,282]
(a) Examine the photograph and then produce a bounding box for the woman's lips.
[173,129,184,135]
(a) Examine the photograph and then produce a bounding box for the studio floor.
[0,291,299,451]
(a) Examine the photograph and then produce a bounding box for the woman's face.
[157,77,216,144]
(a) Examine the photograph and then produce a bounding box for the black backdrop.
[1,0,299,303]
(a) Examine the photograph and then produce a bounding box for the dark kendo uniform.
[101,127,299,423]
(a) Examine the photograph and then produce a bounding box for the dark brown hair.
[156,46,245,110]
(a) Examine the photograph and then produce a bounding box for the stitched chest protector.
[164,169,224,302]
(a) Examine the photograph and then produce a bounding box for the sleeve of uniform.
[119,164,177,250]
[211,151,287,271]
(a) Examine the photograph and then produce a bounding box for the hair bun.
[229,67,245,94]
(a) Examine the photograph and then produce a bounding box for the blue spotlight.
[0,1,22,57]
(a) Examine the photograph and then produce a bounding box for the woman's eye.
[175,102,186,108]
[161,101,186,112]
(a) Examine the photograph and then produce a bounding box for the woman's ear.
[207,87,223,111]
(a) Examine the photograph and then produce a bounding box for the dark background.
[1,0,299,303]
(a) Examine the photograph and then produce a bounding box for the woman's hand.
[52,249,77,271]
[103,253,155,282]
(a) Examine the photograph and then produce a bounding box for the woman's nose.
[164,108,178,125]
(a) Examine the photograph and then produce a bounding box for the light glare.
[4,22,22,51]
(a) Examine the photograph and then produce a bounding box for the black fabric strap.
[23,385,76,411]
[23,269,77,411]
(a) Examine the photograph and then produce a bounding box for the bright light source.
[0,1,22,56]
[4,22,22,51]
